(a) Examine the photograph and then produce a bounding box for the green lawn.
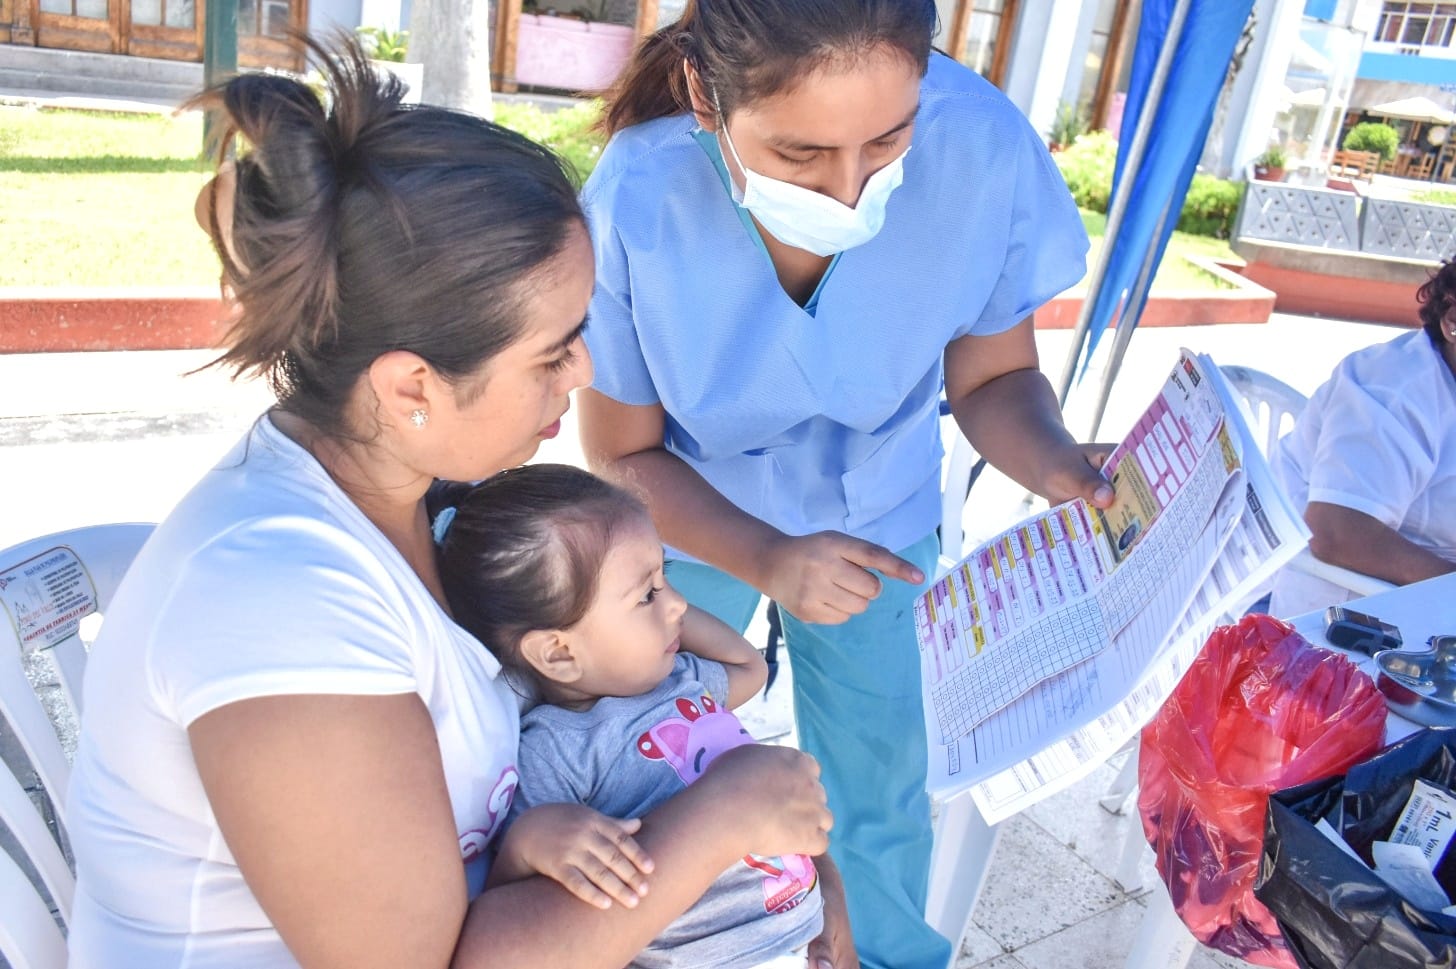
[1,105,219,288]
[1077,209,1238,292]
[1,104,1240,292]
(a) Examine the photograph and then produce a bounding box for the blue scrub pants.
[666,532,951,969]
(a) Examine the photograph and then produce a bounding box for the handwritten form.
[917,352,1310,821]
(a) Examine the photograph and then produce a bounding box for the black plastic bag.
[1255,728,1456,969]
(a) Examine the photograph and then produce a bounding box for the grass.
[1077,209,1238,292]
[1,104,218,288]
[0,105,1240,293]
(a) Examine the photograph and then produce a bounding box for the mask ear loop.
[710,85,751,176]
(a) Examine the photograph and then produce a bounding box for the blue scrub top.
[581,53,1089,555]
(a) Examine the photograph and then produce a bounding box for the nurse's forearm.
[606,448,786,589]
[951,368,1089,503]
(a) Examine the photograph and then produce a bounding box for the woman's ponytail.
[600,3,698,138]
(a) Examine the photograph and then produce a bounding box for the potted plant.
[513,1,637,93]
[357,27,423,104]
[1253,145,1287,182]
[1048,101,1088,153]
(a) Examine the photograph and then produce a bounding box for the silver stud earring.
[410,408,429,428]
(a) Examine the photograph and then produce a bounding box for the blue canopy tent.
[1054,0,1259,434]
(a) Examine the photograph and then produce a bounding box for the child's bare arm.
[679,604,768,708]
[487,804,654,909]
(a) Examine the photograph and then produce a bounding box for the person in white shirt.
[64,37,833,969]
[1269,261,1456,618]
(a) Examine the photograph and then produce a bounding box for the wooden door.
[31,0,117,54]
[125,0,200,60]
[237,0,304,69]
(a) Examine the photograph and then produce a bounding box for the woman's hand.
[807,856,856,969]
[702,745,832,858]
[491,804,655,910]
[1039,443,1116,509]
[758,531,925,625]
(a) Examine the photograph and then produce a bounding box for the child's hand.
[506,803,655,909]
[807,855,857,969]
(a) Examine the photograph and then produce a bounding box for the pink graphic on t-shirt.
[745,853,819,914]
[636,695,752,782]
[459,764,519,862]
[637,696,816,913]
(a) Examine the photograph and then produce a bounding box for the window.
[239,0,292,36]
[949,0,1021,88]
[963,0,1006,78]
[1377,2,1456,48]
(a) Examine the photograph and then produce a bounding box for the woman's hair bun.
[188,32,584,441]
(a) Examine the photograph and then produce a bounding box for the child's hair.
[435,465,650,673]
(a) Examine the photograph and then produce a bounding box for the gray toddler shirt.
[508,654,823,969]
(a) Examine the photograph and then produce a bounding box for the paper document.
[916,352,1310,822]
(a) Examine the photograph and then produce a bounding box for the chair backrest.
[0,819,68,969]
[1,522,153,843]
[1413,154,1436,180]
[1218,364,1307,458]
[939,434,985,566]
[1,750,72,967]
[0,523,152,964]
[1330,149,1378,179]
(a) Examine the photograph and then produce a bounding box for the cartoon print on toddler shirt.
[637,695,817,914]
[458,764,519,862]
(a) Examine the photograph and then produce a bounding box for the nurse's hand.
[760,531,925,625]
[1040,443,1116,510]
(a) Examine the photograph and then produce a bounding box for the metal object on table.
[1375,635,1456,726]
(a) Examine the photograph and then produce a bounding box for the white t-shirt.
[65,415,520,968]
[1270,330,1456,617]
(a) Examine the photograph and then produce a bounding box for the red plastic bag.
[1138,614,1387,968]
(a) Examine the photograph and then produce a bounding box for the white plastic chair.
[0,523,153,968]
[1218,364,1396,602]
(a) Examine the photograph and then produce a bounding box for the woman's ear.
[683,61,717,131]
[366,350,437,434]
[519,629,583,685]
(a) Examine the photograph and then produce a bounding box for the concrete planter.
[514,14,635,92]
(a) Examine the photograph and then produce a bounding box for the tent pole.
[1055,0,1196,406]
[1085,198,1176,440]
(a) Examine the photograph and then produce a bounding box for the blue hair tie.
[431,505,458,546]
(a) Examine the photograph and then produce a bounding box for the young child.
[434,464,850,969]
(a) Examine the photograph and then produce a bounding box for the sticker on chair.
[0,546,97,652]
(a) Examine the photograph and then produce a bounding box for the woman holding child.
[64,42,835,969]
[579,2,1111,966]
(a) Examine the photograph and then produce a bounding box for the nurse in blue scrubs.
[578,3,1113,966]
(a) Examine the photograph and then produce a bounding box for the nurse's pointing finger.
[842,539,925,587]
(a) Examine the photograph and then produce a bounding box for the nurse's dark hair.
[1416,257,1456,347]
[189,34,584,438]
[602,0,937,137]
[434,465,649,676]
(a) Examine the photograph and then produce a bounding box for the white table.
[1290,571,1456,744]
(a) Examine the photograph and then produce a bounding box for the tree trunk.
[407,0,495,118]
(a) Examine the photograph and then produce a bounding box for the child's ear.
[518,629,582,685]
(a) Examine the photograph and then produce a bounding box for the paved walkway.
[0,311,1404,967]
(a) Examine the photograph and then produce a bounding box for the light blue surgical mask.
[714,99,909,257]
